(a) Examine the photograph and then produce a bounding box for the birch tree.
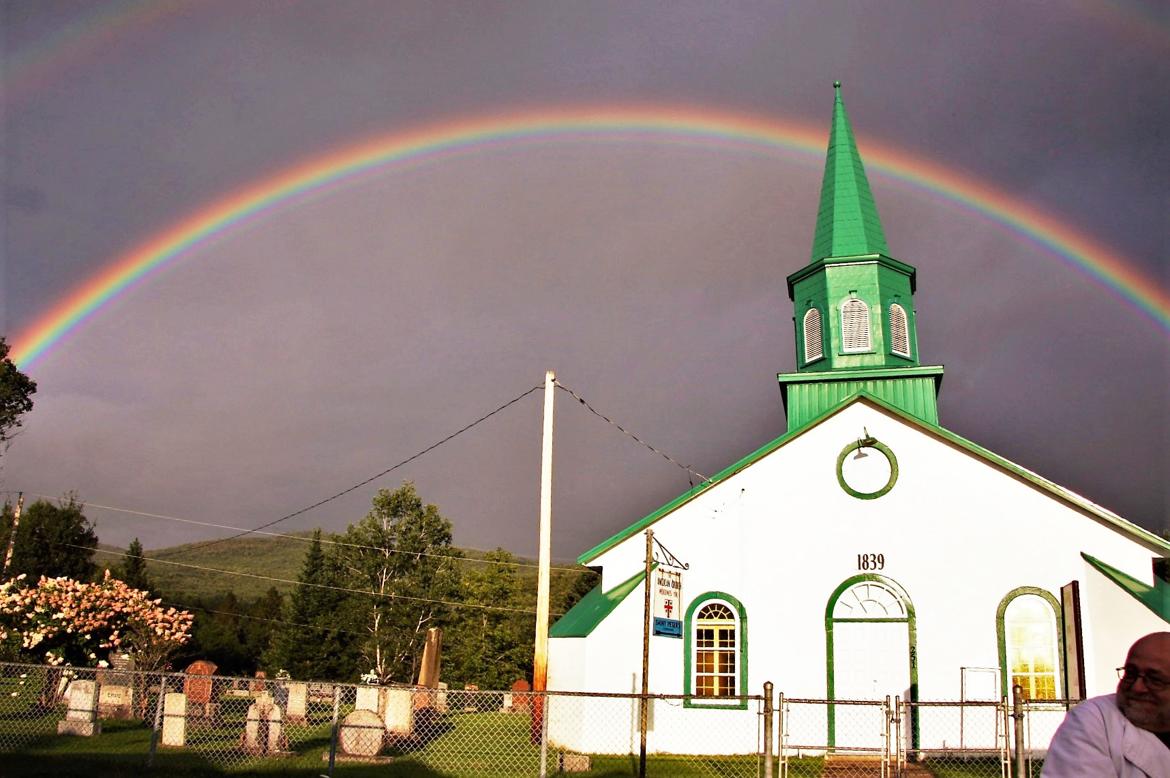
[339,483,461,683]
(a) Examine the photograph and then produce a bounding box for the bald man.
[1042,632,1170,777]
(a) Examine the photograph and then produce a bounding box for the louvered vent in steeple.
[841,299,870,352]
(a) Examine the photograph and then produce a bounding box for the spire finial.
[833,80,841,89]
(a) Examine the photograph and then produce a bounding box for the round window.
[836,437,898,499]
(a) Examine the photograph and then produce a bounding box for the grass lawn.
[1,709,764,777]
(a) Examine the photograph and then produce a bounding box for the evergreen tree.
[337,483,462,683]
[1,495,97,581]
[118,537,152,591]
[265,530,360,680]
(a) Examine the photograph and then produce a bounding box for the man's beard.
[1118,690,1170,733]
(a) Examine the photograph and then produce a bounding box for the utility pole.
[531,370,555,747]
[1,492,23,579]
[639,528,653,778]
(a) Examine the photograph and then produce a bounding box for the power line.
[554,380,709,485]
[36,493,594,575]
[157,383,543,559]
[82,544,558,616]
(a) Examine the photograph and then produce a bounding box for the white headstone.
[382,687,413,735]
[339,709,384,756]
[57,679,100,736]
[285,682,308,724]
[161,692,187,747]
[355,685,381,713]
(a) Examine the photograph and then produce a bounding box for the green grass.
[0,706,762,777]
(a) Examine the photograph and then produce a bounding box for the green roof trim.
[809,83,889,263]
[549,565,648,638]
[578,391,1170,565]
[1082,553,1170,624]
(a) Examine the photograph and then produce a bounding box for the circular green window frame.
[836,438,899,500]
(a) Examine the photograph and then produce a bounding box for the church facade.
[545,86,1169,756]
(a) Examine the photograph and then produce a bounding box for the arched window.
[841,299,871,353]
[684,592,747,709]
[889,304,910,357]
[997,589,1062,700]
[803,308,824,363]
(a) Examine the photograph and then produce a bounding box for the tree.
[264,529,361,680]
[445,549,532,688]
[337,483,462,683]
[0,570,193,669]
[0,336,35,452]
[118,538,152,591]
[0,495,97,581]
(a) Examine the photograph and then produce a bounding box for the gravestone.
[250,670,267,693]
[242,696,286,754]
[435,681,448,714]
[416,627,442,688]
[510,679,532,712]
[382,687,414,736]
[285,682,308,725]
[161,692,187,747]
[57,679,100,736]
[183,660,217,718]
[98,683,134,719]
[339,709,384,757]
[355,685,381,713]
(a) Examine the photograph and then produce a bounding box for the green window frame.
[996,587,1063,700]
[683,591,748,709]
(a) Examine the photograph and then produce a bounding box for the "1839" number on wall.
[857,553,885,571]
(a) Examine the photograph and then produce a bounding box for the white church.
[545,86,1169,755]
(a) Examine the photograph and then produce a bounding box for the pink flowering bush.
[0,570,193,669]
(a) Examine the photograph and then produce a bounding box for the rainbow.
[10,105,1169,368]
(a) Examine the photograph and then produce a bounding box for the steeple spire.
[809,82,889,263]
[777,83,944,432]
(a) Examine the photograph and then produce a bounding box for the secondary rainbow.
[11,105,1169,369]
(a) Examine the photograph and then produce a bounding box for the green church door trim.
[995,586,1064,700]
[825,574,919,749]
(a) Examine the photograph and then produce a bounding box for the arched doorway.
[826,575,917,748]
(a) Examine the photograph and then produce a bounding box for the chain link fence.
[0,662,1081,776]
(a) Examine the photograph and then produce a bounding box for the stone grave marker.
[435,681,448,714]
[339,709,384,757]
[183,660,217,718]
[382,687,414,736]
[510,679,532,712]
[161,692,187,747]
[97,682,134,720]
[285,681,308,725]
[57,679,100,737]
[250,670,267,693]
[355,684,381,713]
[242,696,286,754]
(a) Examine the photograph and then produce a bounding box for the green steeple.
[777,83,944,431]
[809,82,889,263]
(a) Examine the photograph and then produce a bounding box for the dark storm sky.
[1,1,1167,561]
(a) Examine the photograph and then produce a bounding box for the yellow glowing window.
[695,603,736,697]
[1005,594,1060,700]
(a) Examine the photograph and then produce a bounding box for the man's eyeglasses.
[1117,666,1169,691]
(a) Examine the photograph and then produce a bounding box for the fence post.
[763,682,774,778]
[327,683,341,777]
[147,674,166,767]
[539,692,550,778]
[1012,684,1026,778]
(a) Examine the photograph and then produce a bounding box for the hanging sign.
[652,568,683,638]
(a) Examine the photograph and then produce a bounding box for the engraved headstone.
[242,697,286,754]
[382,687,414,736]
[183,660,216,705]
[510,679,532,712]
[339,709,384,756]
[98,683,134,719]
[57,679,100,736]
[285,682,308,725]
[161,692,187,747]
[355,684,381,713]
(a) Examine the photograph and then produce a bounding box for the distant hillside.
[97,533,594,605]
